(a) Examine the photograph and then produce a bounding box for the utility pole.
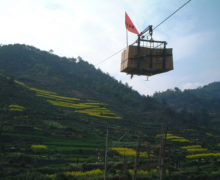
[159,124,168,180]
[123,146,127,175]
[133,136,141,180]
[104,125,109,180]
[159,133,164,180]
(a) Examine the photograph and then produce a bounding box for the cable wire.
[153,0,192,31]
[96,47,126,66]
[96,0,192,66]
[140,0,192,38]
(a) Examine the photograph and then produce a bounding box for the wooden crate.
[120,45,173,76]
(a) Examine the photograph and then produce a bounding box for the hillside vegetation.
[0,44,220,179]
[154,83,220,112]
[154,84,220,132]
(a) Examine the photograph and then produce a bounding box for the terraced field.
[1,76,220,179]
[15,80,121,120]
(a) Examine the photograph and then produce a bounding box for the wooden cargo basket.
[120,44,173,76]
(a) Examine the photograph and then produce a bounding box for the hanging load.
[120,40,173,76]
[121,14,173,77]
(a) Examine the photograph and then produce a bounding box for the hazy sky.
[1,0,220,95]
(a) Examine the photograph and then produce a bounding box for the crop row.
[166,133,190,142]
[46,169,103,179]
[8,104,25,112]
[181,145,208,152]
[157,133,190,143]
[112,147,148,157]
[47,169,159,179]
[186,152,220,159]
[31,144,47,149]
[128,169,159,177]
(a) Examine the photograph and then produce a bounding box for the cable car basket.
[120,38,173,76]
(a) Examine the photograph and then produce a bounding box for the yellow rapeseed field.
[31,145,47,149]
[128,169,158,177]
[64,169,103,178]
[14,80,121,119]
[112,147,148,157]
[181,145,208,152]
[158,133,190,143]
[186,152,220,159]
[181,145,202,149]
[187,148,208,152]
[8,104,25,112]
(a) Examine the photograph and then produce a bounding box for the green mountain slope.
[154,83,220,112]
[0,44,168,128]
[0,44,155,106]
[153,83,220,132]
[1,44,220,179]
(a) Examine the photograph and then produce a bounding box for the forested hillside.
[0,44,220,179]
[0,44,153,105]
[153,83,220,132]
[154,83,220,112]
[0,44,163,124]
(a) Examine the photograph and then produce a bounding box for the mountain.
[154,82,220,112]
[0,44,220,179]
[0,44,165,126]
[153,83,220,132]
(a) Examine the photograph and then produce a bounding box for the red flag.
[125,12,139,35]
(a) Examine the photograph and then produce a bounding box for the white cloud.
[181,82,202,90]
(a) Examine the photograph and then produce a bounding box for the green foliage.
[154,83,220,132]
[1,44,220,180]
[128,169,158,178]
[44,120,66,129]
[7,172,50,180]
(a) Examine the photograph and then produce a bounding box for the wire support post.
[159,123,168,180]
[133,136,141,180]
[104,124,109,180]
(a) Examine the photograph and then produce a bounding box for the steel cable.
[96,0,192,66]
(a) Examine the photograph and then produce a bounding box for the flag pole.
[126,29,128,47]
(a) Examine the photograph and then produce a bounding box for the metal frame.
[133,25,168,75]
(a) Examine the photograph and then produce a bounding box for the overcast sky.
[1,0,220,95]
